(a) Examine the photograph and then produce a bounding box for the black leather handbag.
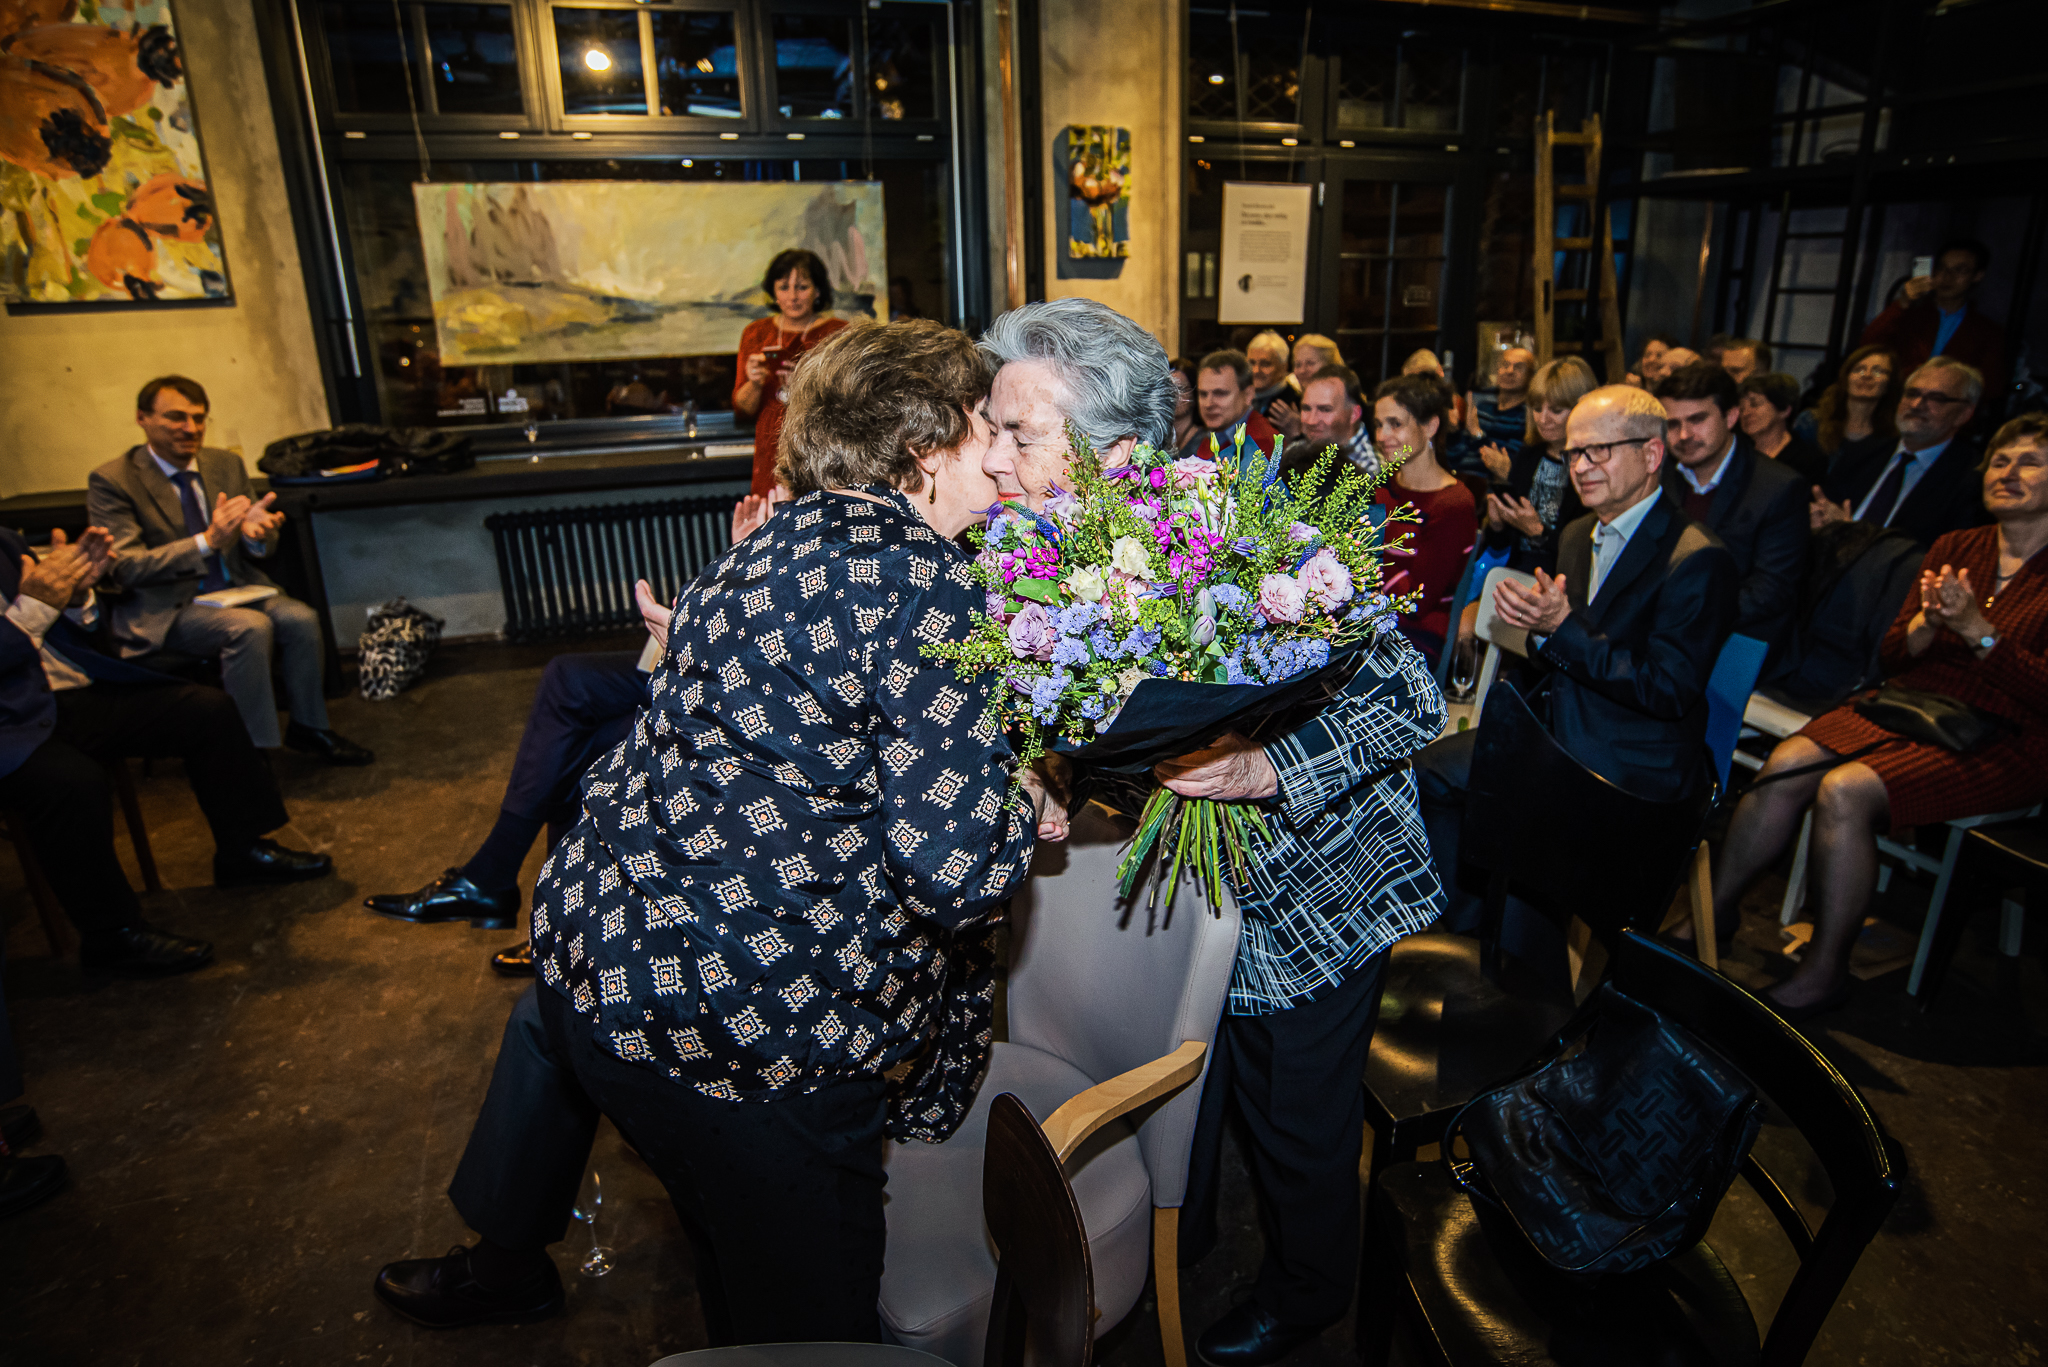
[1853,682,2012,755]
[1445,986,1765,1280]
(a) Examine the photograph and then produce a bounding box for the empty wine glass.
[571,1167,614,1278]
[1449,638,1480,702]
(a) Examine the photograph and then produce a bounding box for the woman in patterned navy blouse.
[374,320,1062,1342]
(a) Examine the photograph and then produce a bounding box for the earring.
[928,471,939,504]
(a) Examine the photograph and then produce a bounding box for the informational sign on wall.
[1217,183,1312,325]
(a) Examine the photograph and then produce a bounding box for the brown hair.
[1373,374,1452,433]
[1198,349,1253,389]
[1811,346,1902,456]
[775,320,993,496]
[1983,412,2048,469]
[137,375,208,414]
[762,248,834,310]
[1524,357,1598,445]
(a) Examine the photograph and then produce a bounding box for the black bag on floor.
[1445,985,1765,1281]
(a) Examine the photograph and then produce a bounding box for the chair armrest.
[1041,1040,1207,1164]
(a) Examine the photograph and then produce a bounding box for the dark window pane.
[1336,48,1395,129]
[423,4,523,115]
[1186,5,1303,124]
[1186,11,1235,121]
[556,8,647,116]
[868,5,938,121]
[323,2,416,114]
[1398,44,1461,131]
[771,14,855,120]
[652,10,741,118]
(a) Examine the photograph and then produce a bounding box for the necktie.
[1860,454,1911,527]
[1589,523,1620,599]
[170,470,229,592]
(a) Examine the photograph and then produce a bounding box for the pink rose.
[1170,456,1220,489]
[1256,573,1308,624]
[1298,548,1354,612]
[1006,602,1057,660]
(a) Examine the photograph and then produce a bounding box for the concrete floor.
[2,639,2043,1366]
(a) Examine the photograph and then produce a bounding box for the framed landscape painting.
[0,0,231,304]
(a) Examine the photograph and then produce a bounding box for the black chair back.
[1609,931,1900,1366]
[1464,679,1713,945]
[981,1093,1095,1367]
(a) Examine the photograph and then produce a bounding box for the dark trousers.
[1181,952,1390,1329]
[0,683,288,936]
[449,984,890,1346]
[499,652,646,826]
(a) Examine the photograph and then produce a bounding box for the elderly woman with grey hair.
[979,298,1447,1367]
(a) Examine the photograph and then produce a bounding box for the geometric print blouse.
[530,486,1038,1103]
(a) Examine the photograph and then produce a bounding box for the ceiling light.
[1281,137,1298,146]
[583,48,611,72]
[697,57,714,73]
[1207,73,1225,85]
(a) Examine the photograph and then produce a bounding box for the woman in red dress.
[1708,413,2048,1019]
[1371,374,1478,661]
[732,248,850,496]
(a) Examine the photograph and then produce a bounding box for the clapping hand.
[1267,398,1302,440]
[634,578,672,650]
[1155,732,1279,801]
[1486,490,1543,538]
[1494,567,1572,636]
[1809,485,1853,531]
[1919,564,1992,643]
[205,491,254,552]
[17,526,115,610]
[1479,442,1513,481]
[730,486,788,544]
[240,491,285,543]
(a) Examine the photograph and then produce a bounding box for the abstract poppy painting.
[0,0,230,304]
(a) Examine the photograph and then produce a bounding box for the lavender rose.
[1006,602,1057,660]
[1256,573,1309,624]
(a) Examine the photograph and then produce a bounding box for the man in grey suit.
[87,376,371,764]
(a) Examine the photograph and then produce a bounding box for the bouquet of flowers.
[926,427,1414,905]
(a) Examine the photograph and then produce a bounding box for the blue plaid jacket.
[1229,628,1447,1014]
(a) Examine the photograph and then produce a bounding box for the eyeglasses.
[1901,387,1968,408]
[1561,437,1651,466]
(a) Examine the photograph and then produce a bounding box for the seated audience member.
[1739,371,1828,486]
[1704,334,1732,368]
[1708,413,2048,1020]
[1169,356,1202,452]
[1372,376,1479,659]
[1245,330,1298,418]
[1269,333,1342,439]
[0,526,332,977]
[1292,364,1375,478]
[1418,385,1738,929]
[1185,349,1280,461]
[1795,346,1901,458]
[372,319,1059,1340]
[1720,337,1771,385]
[88,377,372,765]
[1816,356,1989,548]
[1760,521,1924,711]
[1456,345,1535,474]
[1478,356,1596,575]
[1402,347,1467,433]
[1628,333,1682,388]
[1858,237,2007,401]
[1656,362,1809,652]
[366,499,781,977]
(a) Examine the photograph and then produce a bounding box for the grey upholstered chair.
[877,800,1243,1367]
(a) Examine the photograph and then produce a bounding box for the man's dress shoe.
[285,721,375,766]
[0,1105,41,1152]
[491,940,534,976]
[215,838,334,887]
[80,924,214,977]
[374,1245,563,1328]
[0,1154,67,1219]
[366,871,519,930]
[1197,1301,1328,1367]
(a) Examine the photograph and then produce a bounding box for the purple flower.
[1148,467,1168,489]
[1287,521,1317,543]
[1230,537,1260,557]
[1007,602,1057,660]
[1298,548,1355,612]
[1044,484,1082,523]
[1209,583,1249,615]
[1051,635,1092,667]
[1028,670,1072,721]
[1256,573,1308,624]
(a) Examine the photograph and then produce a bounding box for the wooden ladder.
[1533,110,1625,381]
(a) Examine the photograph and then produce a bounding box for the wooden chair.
[1361,680,1714,1185]
[1,758,160,957]
[1360,930,1901,1367]
[646,1092,1109,1367]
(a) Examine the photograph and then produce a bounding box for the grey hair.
[1910,354,1984,408]
[979,298,1176,450]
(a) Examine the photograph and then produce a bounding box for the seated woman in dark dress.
[1373,375,1478,660]
[373,320,1063,1340]
[1706,413,2048,1020]
[1478,356,1597,574]
[1739,371,1827,487]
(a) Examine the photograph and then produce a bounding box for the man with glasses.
[1858,238,2006,400]
[1414,385,1738,960]
[1814,356,1989,548]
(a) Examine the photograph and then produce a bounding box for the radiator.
[486,496,732,643]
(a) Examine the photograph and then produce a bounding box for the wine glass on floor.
[572,1167,614,1278]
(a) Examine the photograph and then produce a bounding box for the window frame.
[541,0,762,133]
[306,0,549,133]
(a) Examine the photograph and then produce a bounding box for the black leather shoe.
[285,721,375,766]
[366,871,519,930]
[0,1154,67,1219]
[80,924,214,977]
[491,940,534,976]
[215,838,334,887]
[374,1245,563,1329]
[0,1105,42,1153]
[1196,1301,1328,1367]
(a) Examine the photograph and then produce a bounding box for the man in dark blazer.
[1815,355,1988,549]
[87,375,371,764]
[1655,362,1807,654]
[1417,384,1738,938]
[1857,238,2006,401]
[0,526,333,975]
